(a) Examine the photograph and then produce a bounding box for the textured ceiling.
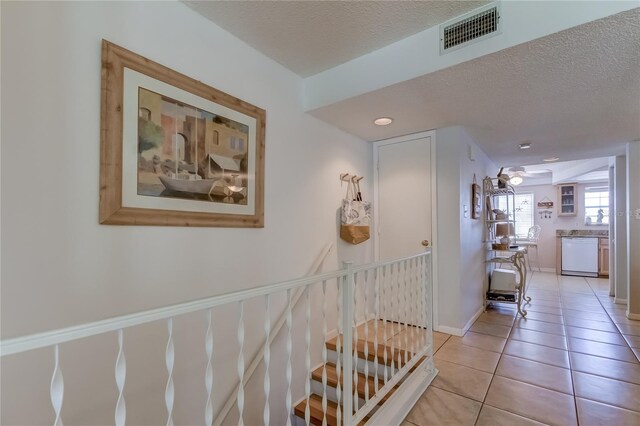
[185,0,488,76]
[310,8,640,166]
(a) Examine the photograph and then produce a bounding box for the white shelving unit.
[483,176,530,317]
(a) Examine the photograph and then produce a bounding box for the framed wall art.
[100,40,265,227]
[471,174,482,219]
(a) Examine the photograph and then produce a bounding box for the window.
[584,187,609,225]
[229,136,245,151]
[494,193,534,239]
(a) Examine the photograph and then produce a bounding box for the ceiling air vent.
[440,2,501,54]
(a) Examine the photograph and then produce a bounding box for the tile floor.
[403,272,640,426]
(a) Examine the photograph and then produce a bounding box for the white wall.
[614,155,628,303]
[0,2,372,424]
[516,182,609,271]
[626,141,640,317]
[435,126,496,333]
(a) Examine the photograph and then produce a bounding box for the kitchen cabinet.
[599,238,609,277]
[558,183,577,216]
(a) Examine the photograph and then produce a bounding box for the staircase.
[294,319,432,425]
[0,252,435,426]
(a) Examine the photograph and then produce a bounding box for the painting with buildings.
[137,88,250,205]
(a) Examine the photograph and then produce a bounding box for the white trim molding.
[627,312,640,321]
[435,325,464,337]
[614,298,628,305]
[367,361,438,426]
[462,306,484,334]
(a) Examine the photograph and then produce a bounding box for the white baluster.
[237,301,245,426]
[50,345,64,426]
[342,262,354,426]
[263,296,271,426]
[335,278,342,426]
[403,260,409,367]
[305,286,311,426]
[165,318,175,426]
[286,289,292,426]
[400,261,407,369]
[363,270,369,402]
[373,267,380,394]
[419,256,426,350]
[420,257,426,349]
[389,263,396,376]
[352,271,359,413]
[382,265,388,384]
[409,259,416,358]
[115,329,126,426]
[415,259,421,354]
[321,280,328,426]
[205,309,214,426]
[425,254,433,353]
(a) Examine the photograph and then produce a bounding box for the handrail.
[213,243,334,426]
[0,249,432,357]
[352,249,431,273]
[0,245,341,357]
[1,249,434,426]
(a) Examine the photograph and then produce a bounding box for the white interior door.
[376,136,432,261]
[375,134,434,327]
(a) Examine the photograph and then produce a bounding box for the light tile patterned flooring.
[403,272,640,426]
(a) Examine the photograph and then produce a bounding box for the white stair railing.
[214,242,333,426]
[0,250,434,426]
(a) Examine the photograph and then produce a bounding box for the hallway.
[404,272,640,425]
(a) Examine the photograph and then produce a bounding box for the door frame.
[373,130,439,330]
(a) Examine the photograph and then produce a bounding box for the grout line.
[583,277,639,356]
[559,275,580,425]
[433,356,498,375]
[570,363,640,386]
[509,335,568,351]
[475,289,518,426]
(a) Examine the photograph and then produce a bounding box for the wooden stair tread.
[294,394,368,426]
[311,362,393,404]
[326,336,420,368]
[294,357,429,425]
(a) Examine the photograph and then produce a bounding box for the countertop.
[556,229,609,237]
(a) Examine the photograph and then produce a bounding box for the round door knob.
[421,240,429,247]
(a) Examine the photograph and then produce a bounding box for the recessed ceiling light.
[519,142,531,150]
[374,117,393,126]
[544,157,560,162]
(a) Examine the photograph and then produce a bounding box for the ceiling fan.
[507,166,551,185]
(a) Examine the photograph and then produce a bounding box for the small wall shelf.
[558,183,577,216]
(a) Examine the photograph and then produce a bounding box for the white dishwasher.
[562,237,599,277]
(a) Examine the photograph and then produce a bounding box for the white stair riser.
[308,381,370,411]
[327,349,412,382]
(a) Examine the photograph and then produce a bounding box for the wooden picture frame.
[100,40,265,227]
[471,174,482,219]
[471,183,482,219]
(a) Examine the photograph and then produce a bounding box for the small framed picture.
[472,182,482,219]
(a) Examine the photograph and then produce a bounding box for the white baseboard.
[614,298,628,305]
[462,306,484,334]
[434,306,484,337]
[533,267,556,273]
[368,362,438,426]
[627,312,640,320]
[435,325,464,336]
